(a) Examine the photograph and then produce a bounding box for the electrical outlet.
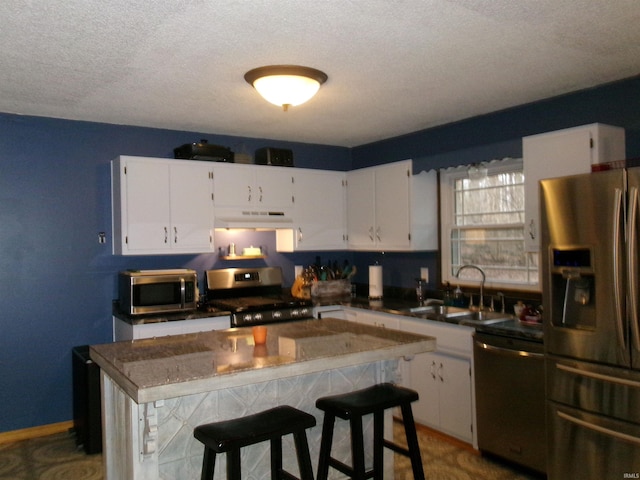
[98,232,106,244]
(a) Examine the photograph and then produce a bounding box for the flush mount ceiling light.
[244,65,328,111]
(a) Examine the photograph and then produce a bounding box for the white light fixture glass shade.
[245,65,328,111]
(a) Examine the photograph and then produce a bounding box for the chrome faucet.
[454,265,486,311]
[497,292,506,313]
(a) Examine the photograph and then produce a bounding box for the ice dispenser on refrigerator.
[548,248,595,330]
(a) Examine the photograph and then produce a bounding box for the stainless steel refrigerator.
[541,168,640,479]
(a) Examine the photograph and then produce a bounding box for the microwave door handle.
[614,187,627,350]
[629,186,640,351]
[180,278,186,309]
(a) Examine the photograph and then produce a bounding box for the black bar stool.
[315,383,424,480]
[194,405,316,480]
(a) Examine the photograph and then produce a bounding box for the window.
[440,158,538,291]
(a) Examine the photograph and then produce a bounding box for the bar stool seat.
[194,405,316,480]
[315,383,424,480]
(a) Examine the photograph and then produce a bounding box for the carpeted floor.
[0,422,543,479]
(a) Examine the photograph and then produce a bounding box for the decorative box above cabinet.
[111,156,215,255]
[346,160,438,251]
[523,123,625,252]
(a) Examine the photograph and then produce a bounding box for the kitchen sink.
[455,311,513,325]
[406,305,469,317]
[404,305,512,325]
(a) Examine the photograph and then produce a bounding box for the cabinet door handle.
[368,226,374,242]
[259,186,263,203]
[376,227,381,242]
[248,185,252,202]
[174,226,178,244]
[164,227,168,244]
[430,361,436,380]
[528,219,536,240]
[297,227,303,243]
[438,362,444,382]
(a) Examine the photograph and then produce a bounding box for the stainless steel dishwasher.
[473,331,546,474]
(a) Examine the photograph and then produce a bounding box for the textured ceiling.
[1,1,639,147]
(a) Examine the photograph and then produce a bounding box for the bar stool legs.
[194,405,316,480]
[316,383,425,480]
[395,401,424,480]
[270,430,315,480]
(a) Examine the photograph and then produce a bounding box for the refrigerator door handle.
[556,362,640,388]
[614,187,627,350]
[557,410,640,446]
[630,186,640,352]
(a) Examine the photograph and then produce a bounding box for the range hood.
[214,207,294,229]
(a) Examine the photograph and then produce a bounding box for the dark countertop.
[471,318,543,342]
[314,295,543,342]
[112,294,543,342]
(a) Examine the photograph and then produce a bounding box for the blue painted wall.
[352,75,640,168]
[1,75,640,433]
[351,75,640,290]
[0,116,350,433]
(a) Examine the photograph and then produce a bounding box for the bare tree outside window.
[440,159,538,290]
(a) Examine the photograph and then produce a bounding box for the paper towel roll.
[369,265,383,299]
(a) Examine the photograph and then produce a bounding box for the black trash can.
[72,345,102,454]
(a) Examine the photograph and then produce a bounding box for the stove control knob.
[272,311,282,319]
[242,313,253,322]
[253,313,263,322]
[299,308,310,317]
[291,309,300,317]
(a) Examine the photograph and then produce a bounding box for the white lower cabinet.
[314,305,478,448]
[313,305,347,320]
[113,315,230,341]
[341,307,401,329]
[313,305,476,446]
[400,318,475,446]
[406,351,473,442]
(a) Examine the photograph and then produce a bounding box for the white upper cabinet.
[212,163,294,228]
[112,156,439,254]
[523,123,625,251]
[112,156,214,255]
[347,160,438,251]
[276,169,347,251]
[345,166,375,248]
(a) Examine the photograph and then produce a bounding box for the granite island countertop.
[90,317,435,404]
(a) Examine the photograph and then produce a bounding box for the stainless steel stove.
[203,267,313,327]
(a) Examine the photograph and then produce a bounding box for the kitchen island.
[90,317,435,480]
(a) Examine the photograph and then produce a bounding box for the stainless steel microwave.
[118,269,198,315]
